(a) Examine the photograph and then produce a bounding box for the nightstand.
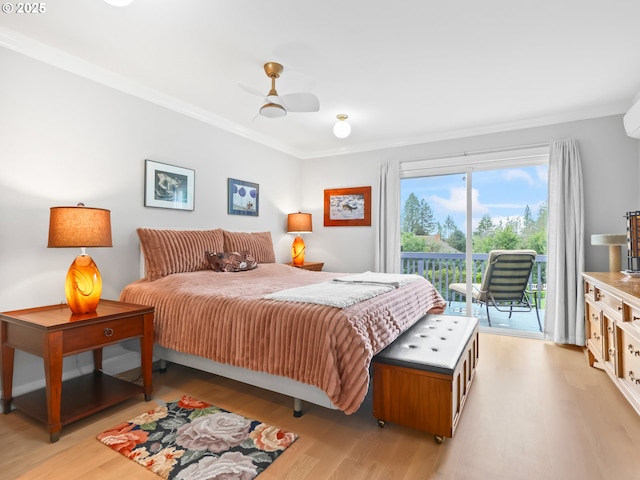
[0,299,154,442]
[287,261,324,271]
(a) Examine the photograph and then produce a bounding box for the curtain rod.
[400,142,550,164]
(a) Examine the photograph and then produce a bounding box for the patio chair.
[448,249,541,332]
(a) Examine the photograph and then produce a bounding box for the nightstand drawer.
[63,317,143,354]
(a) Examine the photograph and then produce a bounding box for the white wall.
[303,115,640,274]
[0,47,303,401]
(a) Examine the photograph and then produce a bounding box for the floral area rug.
[97,395,298,479]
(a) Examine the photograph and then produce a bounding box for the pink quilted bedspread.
[120,264,446,413]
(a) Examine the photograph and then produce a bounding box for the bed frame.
[133,244,340,416]
[153,344,337,416]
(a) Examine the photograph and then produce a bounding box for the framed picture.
[144,160,194,211]
[228,178,259,216]
[324,186,371,226]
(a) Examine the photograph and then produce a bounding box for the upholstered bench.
[372,314,479,443]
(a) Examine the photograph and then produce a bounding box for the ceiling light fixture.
[333,114,351,138]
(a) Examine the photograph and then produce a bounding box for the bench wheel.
[377,419,385,428]
[434,435,444,444]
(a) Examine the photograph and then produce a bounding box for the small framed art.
[228,178,259,216]
[324,186,371,226]
[144,160,194,211]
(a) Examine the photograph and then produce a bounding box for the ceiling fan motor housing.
[260,102,286,118]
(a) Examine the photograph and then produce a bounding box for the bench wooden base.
[372,316,479,443]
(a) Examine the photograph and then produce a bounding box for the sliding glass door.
[400,149,549,337]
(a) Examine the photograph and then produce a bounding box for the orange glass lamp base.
[65,254,103,314]
[291,235,306,266]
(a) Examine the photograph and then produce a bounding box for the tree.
[402,193,421,233]
[523,205,535,235]
[418,199,437,235]
[401,231,426,252]
[493,224,519,249]
[524,230,547,254]
[536,202,548,233]
[402,193,436,235]
[475,214,494,238]
[448,228,466,252]
[443,215,457,240]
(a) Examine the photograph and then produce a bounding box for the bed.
[119,228,446,415]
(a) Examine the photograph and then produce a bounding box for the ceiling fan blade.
[279,92,320,112]
[238,81,266,99]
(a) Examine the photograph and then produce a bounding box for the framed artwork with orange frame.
[324,186,371,226]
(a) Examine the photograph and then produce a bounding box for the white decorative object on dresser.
[583,271,640,415]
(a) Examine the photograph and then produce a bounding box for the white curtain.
[375,160,401,273]
[545,139,585,345]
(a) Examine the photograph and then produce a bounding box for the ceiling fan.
[241,62,320,118]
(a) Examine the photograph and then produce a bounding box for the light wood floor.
[3,333,640,480]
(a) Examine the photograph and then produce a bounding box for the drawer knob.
[104,327,114,337]
[629,371,640,385]
[608,326,614,334]
[609,348,615,356]
[628,344,640,356]
[634,316,640,322]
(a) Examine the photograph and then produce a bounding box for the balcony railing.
[400,252,548,302]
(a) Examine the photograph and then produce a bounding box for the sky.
[400,165,549,233]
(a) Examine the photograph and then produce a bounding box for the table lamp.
[287,212,312,266]
[48,204,113,314]
[591,233,627,272]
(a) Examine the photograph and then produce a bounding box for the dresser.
[583,272,640,415]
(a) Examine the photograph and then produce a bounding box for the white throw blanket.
[332,271,421,288]
[264,281,394,308]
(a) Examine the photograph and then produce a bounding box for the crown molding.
[1,27,630,161]
[301,101,630,159]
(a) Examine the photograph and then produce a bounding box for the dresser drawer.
[625,304,640,335]
[584,280,596,301]
[62,317,144,354]
[619,328,640,399]
[595,287,623,318]
[603,315,617,373]
[585,300,602,357]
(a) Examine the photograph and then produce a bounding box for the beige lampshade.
[287,212,313,233]
[48,205,113,248]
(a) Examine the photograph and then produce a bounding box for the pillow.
[137,228,225,281]
[205,251,258,272]
[222,230,276,263]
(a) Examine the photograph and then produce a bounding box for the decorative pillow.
[205,251,258,272]
[222,230,276,263]
[137,228,225,281]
